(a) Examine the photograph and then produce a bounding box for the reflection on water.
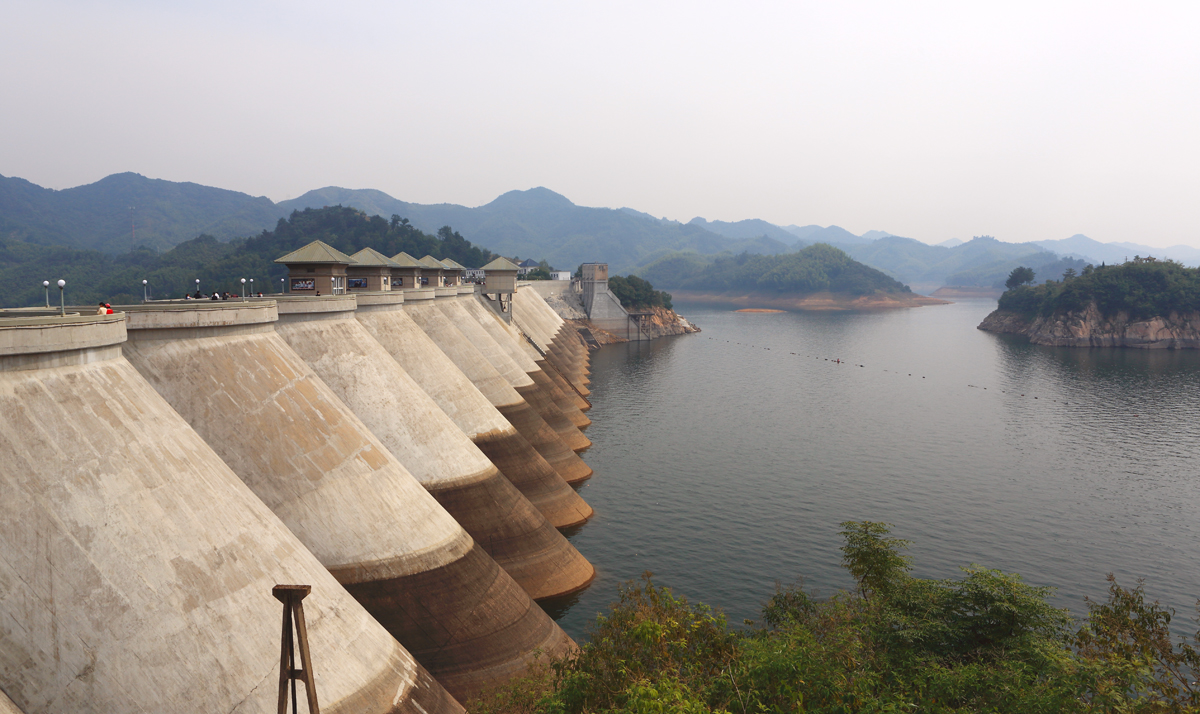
[551,299,1200,641]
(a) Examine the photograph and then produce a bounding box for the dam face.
[403,291,594,484]
[268,294,590,606]
[354,293,594,529]
[437,297,592,453]
[511,288,590,392]
[119,300,568,700]
[456,293,591,428]
[0,311,458,714]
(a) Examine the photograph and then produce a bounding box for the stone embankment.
[978,302,1200,348]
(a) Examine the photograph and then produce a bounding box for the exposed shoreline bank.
[669,289,950,311]
[978,304,1200,348]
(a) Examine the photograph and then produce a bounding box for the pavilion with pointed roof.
[347,247,402,291]
[275,240,357,294]
[439,258,467,286]
[389,252,425,289]
[481,257,519,304]
[417,255,446,287]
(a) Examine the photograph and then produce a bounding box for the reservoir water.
[550,298,1200,640]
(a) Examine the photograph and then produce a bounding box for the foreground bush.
[470,522,1200,713]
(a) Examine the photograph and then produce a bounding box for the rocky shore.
[568,306,700,347]
[978,302,1200,348]
[669,289,948,311]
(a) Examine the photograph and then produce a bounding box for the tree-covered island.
[639,244,946,311]
[979,257,1200,348]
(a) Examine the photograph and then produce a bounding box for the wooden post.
[274,584,320,714]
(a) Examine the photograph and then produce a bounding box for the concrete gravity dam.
[0,248,609,712]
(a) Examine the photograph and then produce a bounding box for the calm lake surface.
[549,298,1200,640]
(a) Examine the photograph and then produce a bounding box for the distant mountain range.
[3,171,1197,289]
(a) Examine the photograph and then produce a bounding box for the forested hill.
[281,186,789,273]
[0,172,280,253]
[639,244,911,295]
[0,207,495,308]
[997,257,1200,319]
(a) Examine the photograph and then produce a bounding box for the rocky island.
[978,257,1200,348]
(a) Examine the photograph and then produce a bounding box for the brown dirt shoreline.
[670,290,950,311]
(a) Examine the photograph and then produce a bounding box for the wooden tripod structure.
[275,584,320,714]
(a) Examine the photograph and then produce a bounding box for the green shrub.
[470,523,1200,714]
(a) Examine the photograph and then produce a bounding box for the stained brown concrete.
[268,296,590,603]
[354,293,594,529]
[457,295,592,428]
[0,311,459,714]
[403,292,594,484]
[512,289,591,391]
[436,297,591,453]
[0,690,22,714]
[119,301,571,700]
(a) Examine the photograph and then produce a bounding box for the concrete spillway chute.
[402,290,594,484]
[0,311,459,714]
[354,292,593,529]
[119,300,571,700]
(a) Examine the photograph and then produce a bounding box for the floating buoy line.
[705,335,1071,406]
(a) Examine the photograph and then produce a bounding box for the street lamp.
[56,279,65,317]
[281,277,285,294]
[142,279,148,303]
[195,278,200,297]
[240,277,246,300]
[249,278,254,296]
[42,280,49,308]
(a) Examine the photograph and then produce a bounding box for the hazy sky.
[3,1,1198,247]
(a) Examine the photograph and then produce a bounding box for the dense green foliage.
[640,244,911,296]
[609,275,673,310]
[473,523,1200,714]
[998,257,1200,320]
[1,206,497,308]
[1006,266,1037,289]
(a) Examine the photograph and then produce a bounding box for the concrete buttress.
[267,296,590,607]
[354,293,594,529]
[118,301,570,700]
[0,311,460,714]
[436,297,591,453]
[457,293,591,427]
[512,289,590,391]
[402,291,594,484]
